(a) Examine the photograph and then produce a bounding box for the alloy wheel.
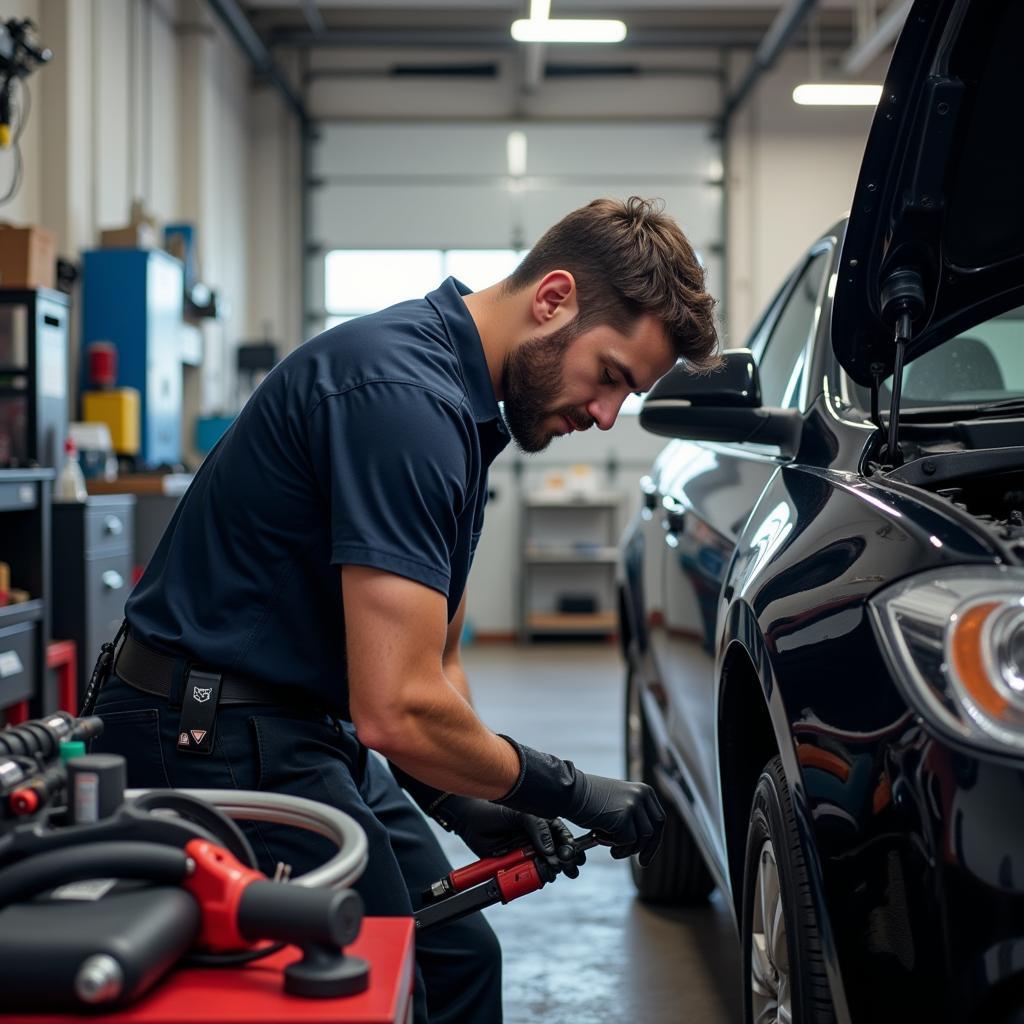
[750,838,792,1024]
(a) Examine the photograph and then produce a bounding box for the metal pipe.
[722,0,819,125]
[204,0,308,123]
[842,0,910,75]
[268,27,850,51]
[301,0,326,37]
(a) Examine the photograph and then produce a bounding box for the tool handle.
[448,845,534,893]
[238,881,364,948]
[496,859,545,902]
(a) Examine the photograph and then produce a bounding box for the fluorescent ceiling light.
[506,131,527,178]
[529,0,551,19]
[792,83,883,106]
[511,19,627,44]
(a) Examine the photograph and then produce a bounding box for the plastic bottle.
[56,436,88,502]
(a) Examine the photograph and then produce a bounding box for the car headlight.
[869,565,1024,756]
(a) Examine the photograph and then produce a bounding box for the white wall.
[306,47,723,122]
[247,79,303,354]
[724,48,889,343]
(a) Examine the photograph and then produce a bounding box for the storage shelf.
[525,494,622,509]
[526,611,617,633]
[525,546,618,564]
[0,598,43,626]
[520,488,623,641]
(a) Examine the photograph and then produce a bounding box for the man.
[91,197,719,1022]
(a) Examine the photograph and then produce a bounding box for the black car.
[617,2,1024,1022]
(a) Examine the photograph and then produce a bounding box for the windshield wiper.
[958,397,1024,419]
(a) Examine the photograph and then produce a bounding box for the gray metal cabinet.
[0,469,53,714]
[52,495,135,698]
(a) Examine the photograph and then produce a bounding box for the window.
[324,246,713,416]
[757,250,830,408]
[847,304,1024,409]
[323,249,524,331]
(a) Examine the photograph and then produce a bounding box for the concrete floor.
[431,643,742,1024]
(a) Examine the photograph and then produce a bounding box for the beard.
[500,319,595,453]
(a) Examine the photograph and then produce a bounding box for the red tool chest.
[5,917,415,1024]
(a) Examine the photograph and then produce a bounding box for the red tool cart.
[4,918,415,1024]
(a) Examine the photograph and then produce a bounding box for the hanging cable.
[0,18,51,207]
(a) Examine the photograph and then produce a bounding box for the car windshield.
[846,304,1024,412]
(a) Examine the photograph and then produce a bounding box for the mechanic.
[88,196,719,1023]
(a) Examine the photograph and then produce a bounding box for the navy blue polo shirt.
[125,278,510,712]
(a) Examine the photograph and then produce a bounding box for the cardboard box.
[99,199,160,250]
[0,223,56,289]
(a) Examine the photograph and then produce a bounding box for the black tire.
[742,756,835,1024]
[625,668,715,905]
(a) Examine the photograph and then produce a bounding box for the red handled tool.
[414,831,601,933]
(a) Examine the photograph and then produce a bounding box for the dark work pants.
[91,675,503,1024]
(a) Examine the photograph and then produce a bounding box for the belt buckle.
[176,668,222,755]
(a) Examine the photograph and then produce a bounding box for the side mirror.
[640,349,802,455]
[646,347,761,406]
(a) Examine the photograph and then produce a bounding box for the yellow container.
[82,388,141,455]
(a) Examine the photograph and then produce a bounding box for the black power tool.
[0,711,369,1011]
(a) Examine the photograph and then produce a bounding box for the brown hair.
[504,196,720,370]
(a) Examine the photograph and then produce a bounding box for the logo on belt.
[179,670,221,756]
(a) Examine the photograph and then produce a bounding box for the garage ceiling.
[216,1,904,122]
[243,1,864,50]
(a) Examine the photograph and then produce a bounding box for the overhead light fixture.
[511,19,627,44]
[506,131,527,178]
[792,83,883,106]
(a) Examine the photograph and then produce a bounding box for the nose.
[586,393,626,431]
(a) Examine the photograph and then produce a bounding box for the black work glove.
[438,797,585,879]
[496,736,665,866]
[389,763,585,879]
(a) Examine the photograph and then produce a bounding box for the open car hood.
[832,0,1024,387]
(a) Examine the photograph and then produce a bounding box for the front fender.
[718,600,853,1024]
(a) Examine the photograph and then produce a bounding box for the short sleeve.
[306,382,472,595]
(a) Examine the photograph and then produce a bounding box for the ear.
[531,270,577,326]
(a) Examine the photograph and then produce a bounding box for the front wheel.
[742,756,835,1024]
[625,669,714,905]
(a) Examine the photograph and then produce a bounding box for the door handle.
[101,570,124,591]
[662,498,686,535]
[103,515,123,536]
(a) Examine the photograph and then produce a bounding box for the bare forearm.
[443,655,472,704]
[354,671,518,798]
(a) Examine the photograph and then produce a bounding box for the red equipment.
[414,830,599,932]
[3,917,415,1024]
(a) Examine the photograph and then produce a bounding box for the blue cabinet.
[81,249,184,466]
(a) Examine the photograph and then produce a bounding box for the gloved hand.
[439,796,585,879]
[496,737,665,866]
[388,761,585,878]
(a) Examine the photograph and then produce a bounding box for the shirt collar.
[427,277,506,430]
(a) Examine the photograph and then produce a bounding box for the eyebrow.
[608,357,639,392]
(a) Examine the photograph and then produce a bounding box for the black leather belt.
[115,634,291,707]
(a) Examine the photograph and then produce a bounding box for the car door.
[648,242,833,856]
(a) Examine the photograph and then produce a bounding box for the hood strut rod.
[885,319,910,465]
[879,268,926,468]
